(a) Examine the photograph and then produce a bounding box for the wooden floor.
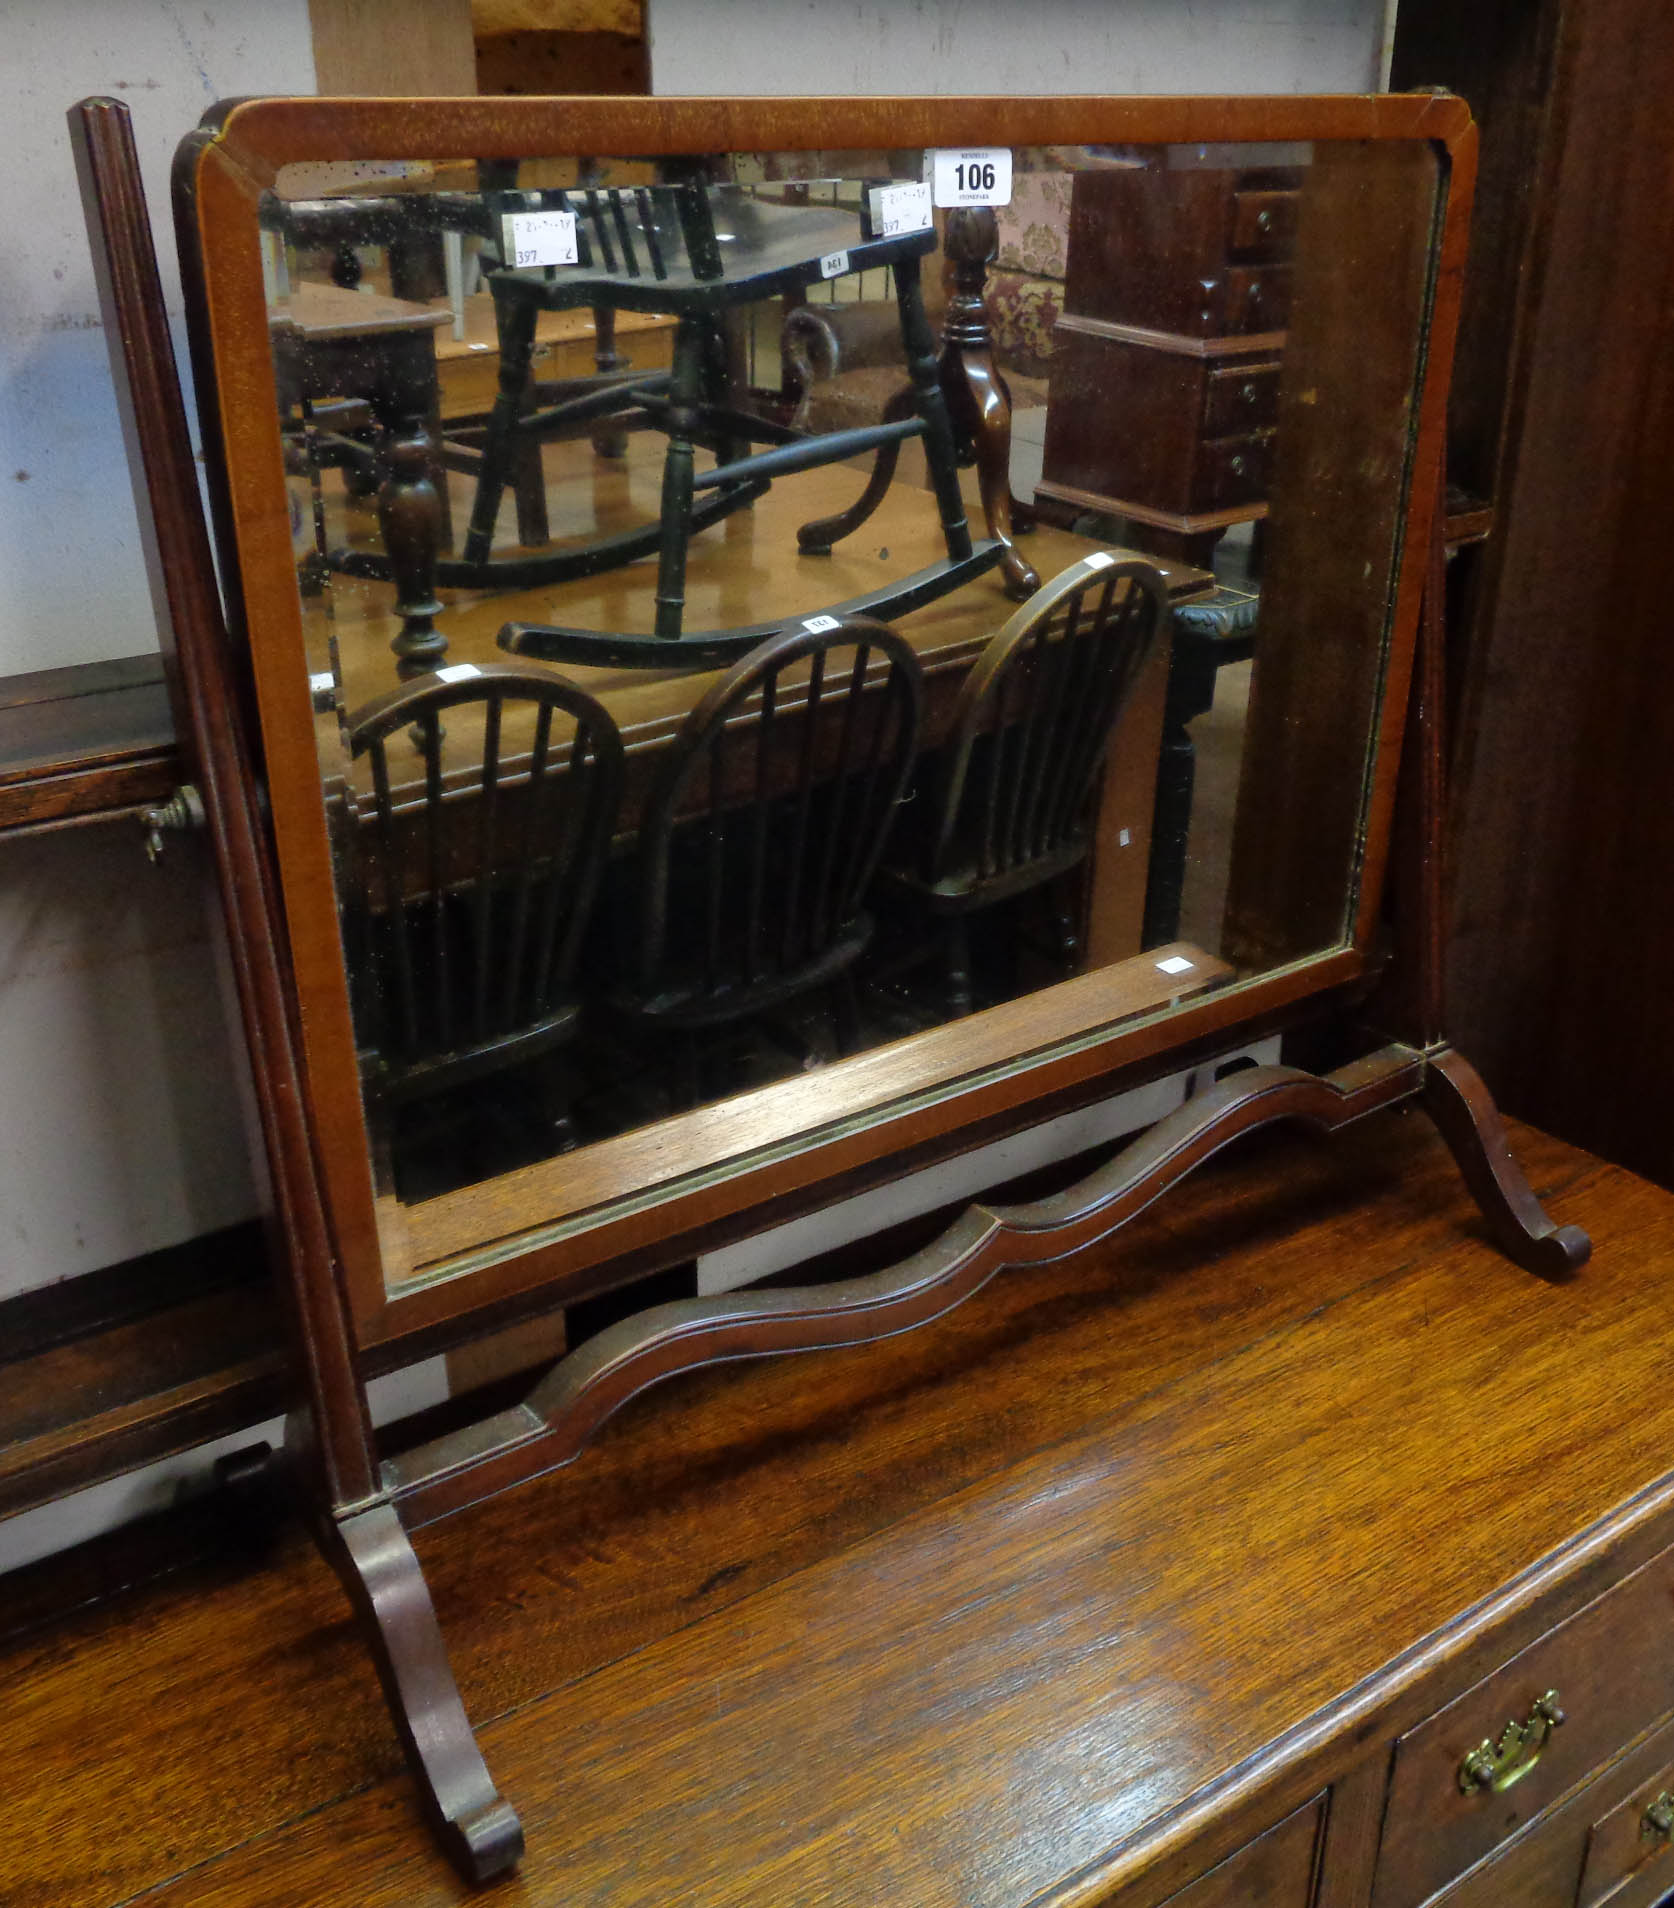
[0,1104,1633,1907]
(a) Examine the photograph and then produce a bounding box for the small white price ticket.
[435,662,483,684]
[501,208,578,269]
[867,180,933,237]
[818,249,850,280]
[802,614,842,634]
[929,147,1013,209]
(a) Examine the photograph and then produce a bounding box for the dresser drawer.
[1202,361,1282,437]
[1151,1795,1325,1908]
[1577,1744,1674,1907]
[1426,1713,1674,1908]
[1372,1546,1674,1908]
[1228,189,1299,261]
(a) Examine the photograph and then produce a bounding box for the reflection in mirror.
[263,137,1439,1288]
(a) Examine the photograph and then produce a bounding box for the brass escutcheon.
[1457,1690,1566,1795]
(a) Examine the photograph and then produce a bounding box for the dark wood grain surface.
[0,654,177,834]
[1405,0,1674,1193]
[0,1107,1646,1908]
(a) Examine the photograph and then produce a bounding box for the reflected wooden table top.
[308,431,1211,768]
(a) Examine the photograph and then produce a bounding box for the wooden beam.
[308,0,478,96]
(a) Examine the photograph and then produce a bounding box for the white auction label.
[1084,550,1117,570]
[930,147,1012,208]
[435,663,483,684]
[867,180,933,238]
[1155,955,1196,976]
[501,209,578,269]
[802,614,842,634]
[818,249,850,280]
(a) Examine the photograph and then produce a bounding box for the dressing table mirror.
[73,88,1587,1882]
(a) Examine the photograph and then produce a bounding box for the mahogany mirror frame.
[73,88,1592,1882]
[174,89,1481,1355]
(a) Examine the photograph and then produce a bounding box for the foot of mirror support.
[318,1501,524,1882]
[1420,1044,1592,1277]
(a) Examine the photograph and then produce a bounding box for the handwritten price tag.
[867,180,933,237]
[501,209,578,269]
[929,148,1013,209]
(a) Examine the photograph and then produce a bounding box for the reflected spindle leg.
[893,251,975,569]
[653,318,708,640]
[938,207,1039,600]
[379,428,447,679]
[464,296,539,566]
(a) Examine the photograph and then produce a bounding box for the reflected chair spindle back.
[927,557,1169,896]
[340,663,624,1101]
[632,617,924,1021]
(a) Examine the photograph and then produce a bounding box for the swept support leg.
[320,1502,524,1882]
[1421,1046,1591,1277]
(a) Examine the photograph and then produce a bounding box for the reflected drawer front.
[1372,1547,1674,1908]
[1193,431,1274,511]
[1202,361,1282,437]
[1220,264,1292,334]
[1229,189,1299,261]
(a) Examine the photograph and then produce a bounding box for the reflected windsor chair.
[877,554,1169,1013]
[334,663,625,1138]
[478,180,1002,662]
[605,616,924,1096]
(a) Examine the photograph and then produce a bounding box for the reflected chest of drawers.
[1038,159,1301,567]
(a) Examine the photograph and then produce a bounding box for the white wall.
[0,2,318,678]
[646,0,1385,97]
[0,3,317,1302]
[0,830,257,1296]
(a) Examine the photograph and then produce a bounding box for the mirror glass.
[256,134,1441,1297]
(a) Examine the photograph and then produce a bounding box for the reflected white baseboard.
[696,1035,1283,1297]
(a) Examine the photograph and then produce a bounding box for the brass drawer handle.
[1645,1792,1674,1840]
[1458,1691,1566,1795]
